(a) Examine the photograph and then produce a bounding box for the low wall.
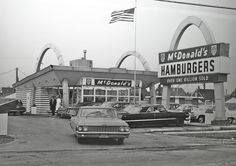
[0,113,8,135]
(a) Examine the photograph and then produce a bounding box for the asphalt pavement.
[1,116,236,153]
[1,116,236,166]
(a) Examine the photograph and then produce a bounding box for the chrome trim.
[76,131,130,135]
[125,118,177,122]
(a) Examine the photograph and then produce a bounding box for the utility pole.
[16,67,19,83]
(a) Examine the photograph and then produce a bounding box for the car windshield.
[80,108,117,118]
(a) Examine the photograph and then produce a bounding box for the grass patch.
[0,135,14,144]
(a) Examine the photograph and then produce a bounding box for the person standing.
[56,95,62,113]
[50,96,57,116]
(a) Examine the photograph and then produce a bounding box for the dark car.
[101,102,130,118]
[121,104,187,128]
[0,99,26,115]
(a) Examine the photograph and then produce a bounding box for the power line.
[0,69,15,76]
[155,0,236,11]
[18,68,27,76]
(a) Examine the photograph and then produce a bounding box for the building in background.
[13,57,158,114]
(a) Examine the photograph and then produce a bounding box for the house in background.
[192,88,215,105]
[150,86,204,105]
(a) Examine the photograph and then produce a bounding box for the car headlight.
[76,126,83,132]
[83,126,88,132]
[124,126,130,132]
[120,126,130,132]
[119,127,125,132]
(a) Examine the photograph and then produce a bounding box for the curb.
[163,130,236,135]
[132,125,236,133]
[22,114,51,118]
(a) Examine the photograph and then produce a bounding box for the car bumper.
[75,131,130,138]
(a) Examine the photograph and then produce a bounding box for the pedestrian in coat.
[50,96,57,116]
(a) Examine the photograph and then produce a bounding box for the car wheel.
[198,116,205,123]
[227,118,234,124]
[117,138,124,145]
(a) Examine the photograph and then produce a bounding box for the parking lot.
[1,116,236,166]
[1,116,236,151]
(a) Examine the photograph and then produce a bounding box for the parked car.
[70,106,130,144]
[175,104,198,114]
[169,103,181,110]
[101,102,130,118]
[57,102,102,119]
[191,105,236,124]
[57,107,79,119]
[121,104,188,128]
[0,99,26,115]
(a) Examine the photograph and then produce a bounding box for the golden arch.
[36,43,65,72]
[170,16,216,51]
[115,51,151,71]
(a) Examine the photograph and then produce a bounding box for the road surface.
[0,116,236,166]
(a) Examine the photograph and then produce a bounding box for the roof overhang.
[13,65,159,89]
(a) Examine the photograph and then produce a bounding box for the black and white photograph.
[0,0,236,165]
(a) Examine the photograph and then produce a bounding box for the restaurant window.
[95,89,105,95]
[83,96,94,102]
[118,89,128,96]
[83,89,94,95]
[130,88,139,96]
[107,90,117,96]
[107,97,117,102]
[130,97,139,103]
[95,96,105,103]
[118,97,128,102]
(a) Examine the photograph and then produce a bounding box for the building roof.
[13,65,159,89]
[226,97,236,104]
[193,89,215,101]
[170,87,187,96]
[156,87,187,97]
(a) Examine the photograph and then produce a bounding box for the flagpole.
[133,0,137,104]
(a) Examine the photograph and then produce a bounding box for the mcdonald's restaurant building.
[13,58,158,114]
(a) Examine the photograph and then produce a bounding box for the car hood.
[77,117,128,126]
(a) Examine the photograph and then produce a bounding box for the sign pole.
[133,0,137,104]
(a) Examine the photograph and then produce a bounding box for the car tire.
[198,116,205,123]
[117,138,124,145]
[227,117,234,124]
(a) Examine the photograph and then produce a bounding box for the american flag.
[109,8,135,24]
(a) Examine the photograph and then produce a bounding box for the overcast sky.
[0,0,236,93]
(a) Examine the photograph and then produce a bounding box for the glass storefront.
[77,78,142,103]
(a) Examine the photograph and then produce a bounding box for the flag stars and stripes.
[109,8,135,24]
